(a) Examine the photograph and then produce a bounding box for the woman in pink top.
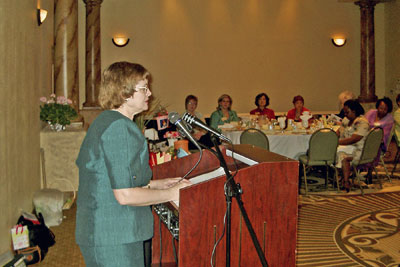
[287,95,310,122]
[365,97,394,151]
[364,97,394,183]
[250,93,275,120]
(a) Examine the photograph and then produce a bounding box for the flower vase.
[48,122,66,132]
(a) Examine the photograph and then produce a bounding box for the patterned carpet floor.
[33,169,400,266]
[297,192,400,267]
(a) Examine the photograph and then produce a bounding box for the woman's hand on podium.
[149,177,190,190]
[166,178,192,202]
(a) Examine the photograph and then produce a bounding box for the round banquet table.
[223,130,312,160]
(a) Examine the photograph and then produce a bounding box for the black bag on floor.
[17,245,42,265]
[16,213,55,264]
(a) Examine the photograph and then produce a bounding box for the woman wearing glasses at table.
[336,99,370,192]
[185,94,204,125]
[75,62,191,267]
[250,93,276,120]
[286,95,310,122]
[185,94,214,149]
[210,94,239,132]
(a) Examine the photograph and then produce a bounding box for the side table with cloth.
[223,130,311,160]
[40,127,86,191]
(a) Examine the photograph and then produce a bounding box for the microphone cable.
[180,147,203,181]
[211,208,227,267]
[172,234,178,265]
[158,215,162,266]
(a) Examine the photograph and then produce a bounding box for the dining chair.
[378,124,394,182]
[240,128,269,150]
[391,132,400,177]
[299,128,339,195]
[351,127,383,195]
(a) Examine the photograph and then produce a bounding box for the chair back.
[395,128,400,148]
[240,128,269,150]
[356,127,383,165]
[307,128,338,164]
[384,124,396,152]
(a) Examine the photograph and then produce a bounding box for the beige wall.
[385,1,400,102]
[78,0,386,116]
[0,0,53,254]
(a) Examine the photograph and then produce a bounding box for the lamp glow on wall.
[331,37,347,47]
[37,8,48,26]
[112,36,130,47]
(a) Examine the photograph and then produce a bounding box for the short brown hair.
[292,95,304,104]
[98,62,149,109]
[185,95,198,109]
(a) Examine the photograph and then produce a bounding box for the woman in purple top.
[365,97,394,151]
[364,97,394,183]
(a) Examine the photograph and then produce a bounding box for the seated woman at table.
[210,94,239,132]
[185,94,204,139]
[336,99,370,192]
[184,94,213,149]
[364,97,394,182]
[365,97,394,151]
[287,95,310,122]
[338,91,355,119]
[185,95,202,119]
[394,94,400,143]
[250,93,275,120]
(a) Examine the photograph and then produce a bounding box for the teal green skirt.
[79,241,144,267]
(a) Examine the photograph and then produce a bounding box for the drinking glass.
[302,119,309,129]
[250,119,256,128]
[279,121,285,133]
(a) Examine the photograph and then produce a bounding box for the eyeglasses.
[134,85,150,94]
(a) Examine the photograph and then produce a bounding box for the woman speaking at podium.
[75,62,191,267]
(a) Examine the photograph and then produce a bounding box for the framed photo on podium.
[156,115,169,131]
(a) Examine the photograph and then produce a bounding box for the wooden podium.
[152,144,298,266]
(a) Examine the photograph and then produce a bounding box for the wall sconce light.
[112,37,130,47]
[331,37,346,47]
[37,8,48,26]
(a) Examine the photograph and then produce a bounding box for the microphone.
[168,112,202,151]
[181,112,231,143]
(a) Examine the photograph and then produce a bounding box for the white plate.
[218,124,234,129]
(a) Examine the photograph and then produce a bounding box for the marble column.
[83,0,103,108]
[355,0,379,103]
[54,0,80,111]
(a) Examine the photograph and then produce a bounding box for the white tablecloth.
[223,130,311,160]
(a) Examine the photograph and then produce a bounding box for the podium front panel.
[152,145,298,266]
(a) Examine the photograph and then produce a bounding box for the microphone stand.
[210,136,268,267]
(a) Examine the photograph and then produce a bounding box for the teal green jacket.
[75,110,153,246]
[210,109,239,132]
